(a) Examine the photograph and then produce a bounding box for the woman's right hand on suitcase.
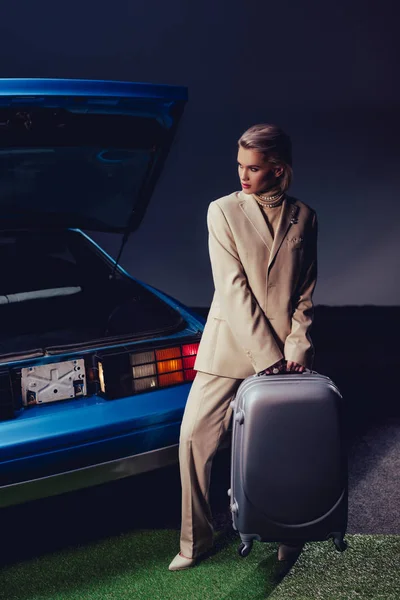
[261,358,286,375]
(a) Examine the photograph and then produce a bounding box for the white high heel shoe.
[168,552,197,571]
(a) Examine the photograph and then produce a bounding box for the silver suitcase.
[228,369,348,557]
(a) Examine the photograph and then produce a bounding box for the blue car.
[0,78,210,509]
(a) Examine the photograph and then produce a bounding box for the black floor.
[347,416,400,534]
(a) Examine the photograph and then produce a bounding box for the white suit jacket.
[194,190,318,379]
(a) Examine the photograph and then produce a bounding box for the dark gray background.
[1,0,399,306]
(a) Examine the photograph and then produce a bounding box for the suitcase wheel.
[238,541,253,557]
[333,536,348,552]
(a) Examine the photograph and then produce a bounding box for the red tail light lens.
[182,355,196,369]
[155,347,181,361]
[159,371,184,387]
[182,343,199,356]
[184,369,196,382]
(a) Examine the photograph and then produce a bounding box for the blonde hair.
[238,123,293,193]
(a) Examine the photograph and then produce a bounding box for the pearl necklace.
[253,191,285,208]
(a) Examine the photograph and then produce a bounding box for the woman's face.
[237,146,283,195]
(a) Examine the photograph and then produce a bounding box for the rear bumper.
[0,382,232,508]
[0,431,231,509]
[0,383,190,488]
[0,443,179,508]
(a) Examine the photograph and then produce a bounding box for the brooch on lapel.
[290,207,299,225]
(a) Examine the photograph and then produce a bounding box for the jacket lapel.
[268,197,300,270]
[239,192,274,251]
[239,192,300,268]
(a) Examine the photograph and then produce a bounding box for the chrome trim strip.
[0,444,179,508]
[0,436,231,509]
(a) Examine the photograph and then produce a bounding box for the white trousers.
[178,370,243,558]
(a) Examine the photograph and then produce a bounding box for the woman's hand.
[259,359,306,376]
[286,360,306,373]
[261,358,286,375]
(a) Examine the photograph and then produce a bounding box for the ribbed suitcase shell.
[228,371,348,555]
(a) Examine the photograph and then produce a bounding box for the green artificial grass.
[1,530,399,600]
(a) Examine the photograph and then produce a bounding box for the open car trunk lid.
[0,78,187,233]
[0,79,188,361]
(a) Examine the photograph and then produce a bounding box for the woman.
[169,123,318,571]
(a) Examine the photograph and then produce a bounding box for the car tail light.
[129,342,199,394]
[133,376,158,393]
[159,371,185,387]
[182,343,199,356]
[155,348,181,361]
[96,339,200,399]
[157,358,183,374]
